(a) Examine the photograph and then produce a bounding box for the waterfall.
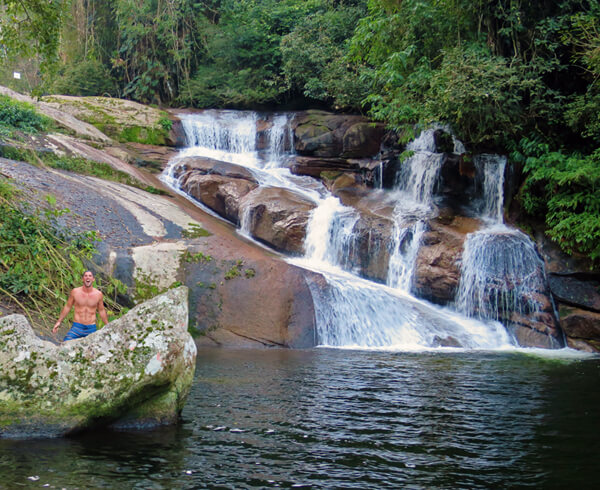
[456,226,549,322]
[309,271,512,349]
[455,155,555,337]
[394,130,444,205]
[385,129,444,292]
[303,196,360,271]
[386,220,426,290]
[474,154,506,223]
[180,111,259,164]
[265,114,294,168]
[164,112,518,350]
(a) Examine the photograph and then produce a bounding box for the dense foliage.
[514,140,600,261]
[0,0,66,70]
[1,0,599,260]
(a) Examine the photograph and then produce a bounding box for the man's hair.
[82,270,94,277]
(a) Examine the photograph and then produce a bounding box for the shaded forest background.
[1,0,599,261]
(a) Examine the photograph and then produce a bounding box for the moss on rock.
[0,287,196,438]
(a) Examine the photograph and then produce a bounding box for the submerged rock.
[0,287,196,439]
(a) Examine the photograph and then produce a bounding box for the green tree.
[281,3,367,109]
[0,0,69,70]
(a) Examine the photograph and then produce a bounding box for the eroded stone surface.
[240,187,317,254]
[0,287,196,438]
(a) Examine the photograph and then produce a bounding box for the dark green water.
[1,348,598,489]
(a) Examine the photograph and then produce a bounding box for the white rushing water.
[163,111,517,350]
[455,154,553,330]
[386,129,443,291]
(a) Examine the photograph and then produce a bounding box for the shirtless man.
[52,270,109,341]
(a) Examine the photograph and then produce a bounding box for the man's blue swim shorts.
[63,322,96,341]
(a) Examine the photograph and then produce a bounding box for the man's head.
[82,270,94,288]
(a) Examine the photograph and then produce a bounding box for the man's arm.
[97,293,109,327]
[53,290,75,333]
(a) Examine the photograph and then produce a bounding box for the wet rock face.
[550,277,600,351]
[174,157,259,223]
[533,234,600,350]
[182,174,257,224]
[0,287,196,439]
[349,215,393,283]
[240,187,317,254]
[549,275,600,312]
[293,111,385,158]
[173,156,258,183]
[414,218,477,305]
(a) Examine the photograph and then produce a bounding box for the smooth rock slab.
[0,287,196,439]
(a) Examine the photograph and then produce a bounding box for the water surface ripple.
[0,348,598,489]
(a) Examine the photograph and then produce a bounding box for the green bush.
[280,6,367,109]
[515,139,600,261]
[0,96,50,134]
[424,44,524,146]
[50,58,117,97]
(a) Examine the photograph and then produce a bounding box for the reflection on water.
[0,348,598,489]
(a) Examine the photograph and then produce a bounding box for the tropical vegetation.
[1,0,599,261]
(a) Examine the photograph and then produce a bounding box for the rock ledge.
[0,286,196,438]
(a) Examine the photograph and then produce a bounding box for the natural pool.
[1,348,598,489]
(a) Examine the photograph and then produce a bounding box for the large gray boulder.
[0,287,196,439]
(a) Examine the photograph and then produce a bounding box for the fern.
[519,141,600,260]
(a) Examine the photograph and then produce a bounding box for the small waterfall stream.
[163,111,519,350]
[386,129,443,291]
[455,155,553,334]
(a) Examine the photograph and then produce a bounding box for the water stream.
[455,155,553,333]
[162,111,537,350]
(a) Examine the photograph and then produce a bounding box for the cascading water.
[163,112,516,350]
[386,220,426,290]
[455,154,555,337]
[302,196,360,271]
[473,154,506,223]
[265,114,294,169]
[386,129,444,291]
[456,226,549,322]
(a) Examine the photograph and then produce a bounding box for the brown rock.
[341,122,385,158]
[121,142,180,172]
[186,253,319,348]
[180,174,257,223]
[290,156,361,178]
[509,323,563,349]
[560,307,600,352]
[168,118,187,147]
[350,214,394,282]
[293,111,384,158]
[331,187,396,282]
[413,219,477,304]
[172,156,258,183]
[331,173,360,193]
[240,187,317,254]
